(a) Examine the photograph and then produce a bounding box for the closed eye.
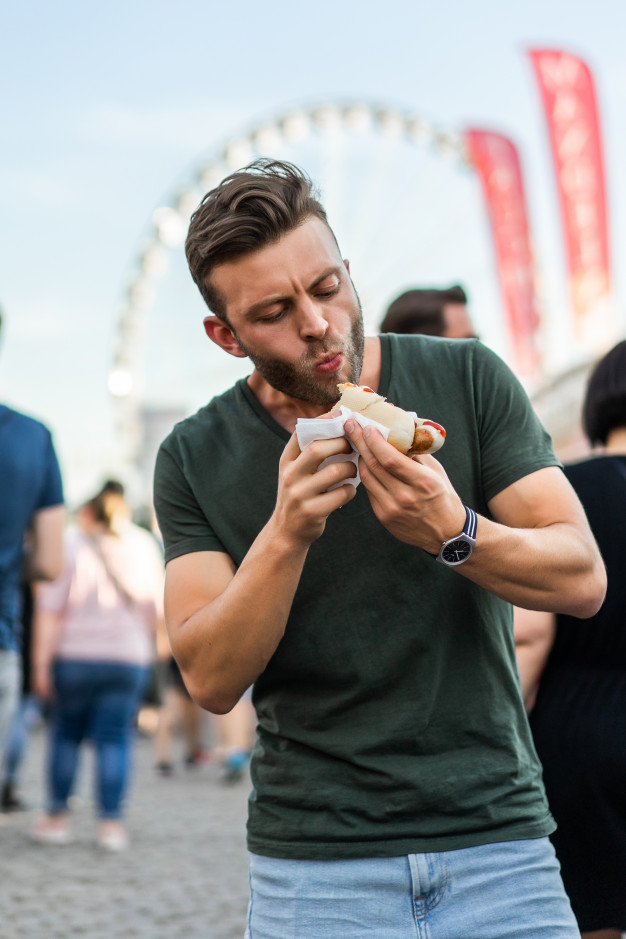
[315,284,340,299]
[261,308,288,322]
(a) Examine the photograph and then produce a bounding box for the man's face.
[442,303,477,339]
[208,217,365,406]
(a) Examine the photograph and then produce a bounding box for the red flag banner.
[528,48,613,346]
[464,128,541,376]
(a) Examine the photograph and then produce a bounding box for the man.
[153,160,605,937]
[0,309,65,759]
[380,284,476,338]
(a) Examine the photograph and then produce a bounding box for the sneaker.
[31,818,72,845]
[219,751,249,785]
[155,761,174,777]
[97,824,128,852]
[184,748,209,769]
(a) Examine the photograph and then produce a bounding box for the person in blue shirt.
[0,308,65,759]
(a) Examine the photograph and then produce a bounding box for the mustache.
[302,341,337,361]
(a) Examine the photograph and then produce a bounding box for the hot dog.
[331,383,446,456]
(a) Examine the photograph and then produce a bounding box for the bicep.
[487,466,589,531]
[164,550,237,636]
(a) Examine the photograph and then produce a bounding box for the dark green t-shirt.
[154,335,560,859]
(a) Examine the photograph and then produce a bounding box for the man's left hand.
[344,420,466,554]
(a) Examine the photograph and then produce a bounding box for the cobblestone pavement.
[0,721,250,938]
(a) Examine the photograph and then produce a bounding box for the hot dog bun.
[331,383,446,456]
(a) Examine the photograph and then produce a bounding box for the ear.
[203,316,248,358]
[343,258,350,272]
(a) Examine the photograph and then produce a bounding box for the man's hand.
[271,432,357,549]
[344,420,465,553]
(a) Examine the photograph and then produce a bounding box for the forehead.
[210,217,342,319]
[443,302,474,333]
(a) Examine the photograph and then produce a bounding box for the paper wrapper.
[295,406,418,490]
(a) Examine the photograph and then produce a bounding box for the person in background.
[1,582,41,811]
[153,655,210,775]
[380,284,477,339]
[517,339,626,938]
[31,481,165,851]
[211,688,255,784]
[153,656,254,783]
[0,307,65,779]
[153,159,606,936]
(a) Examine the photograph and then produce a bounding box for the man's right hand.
[271,432,357,548]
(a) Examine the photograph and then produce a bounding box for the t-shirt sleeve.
[35,430,64,511]
[471,341,562,502]
[153,436,228,564]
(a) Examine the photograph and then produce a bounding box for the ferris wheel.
[109,100,505,473]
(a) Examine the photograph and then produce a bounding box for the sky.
[1,0,625,506]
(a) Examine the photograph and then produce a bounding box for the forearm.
[458,516,605,616]
[31,606,64,698]
[168,520,310,713]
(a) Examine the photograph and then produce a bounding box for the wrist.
[431,505,478,567]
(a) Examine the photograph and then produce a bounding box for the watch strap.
[429,505,477,560]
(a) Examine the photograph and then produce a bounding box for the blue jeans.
[0,649,20,752]
[47,660,149,819]
[2,693,42,784]
[245,838,580,938]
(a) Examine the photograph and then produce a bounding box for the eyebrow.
[242,266,343,320]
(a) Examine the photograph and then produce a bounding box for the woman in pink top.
[31,481,164,850]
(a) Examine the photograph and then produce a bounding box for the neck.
[604,426,626,454]
[248,336,382,432]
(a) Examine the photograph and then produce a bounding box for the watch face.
[441,539,472,564]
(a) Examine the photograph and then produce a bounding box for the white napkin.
[295,406,394,490]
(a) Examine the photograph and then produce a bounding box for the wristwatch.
[434,505,477,567]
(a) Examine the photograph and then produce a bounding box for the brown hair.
[380,285,468,335]
[83,479,128,535]
[185,159,329,321]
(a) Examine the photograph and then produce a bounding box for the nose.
[297,297,329,341]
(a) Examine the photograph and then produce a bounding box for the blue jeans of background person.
[245,838,580,938]
[47,660,149,819]
[2,693,42,784]
[0,649,20,752]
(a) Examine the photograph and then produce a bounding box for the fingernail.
[363,425,371,437]
[344,420,354,433]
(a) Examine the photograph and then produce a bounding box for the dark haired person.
[526,339,626,938]
[0,309,64,771]
[380,284,477,338]
[153,159,606,936]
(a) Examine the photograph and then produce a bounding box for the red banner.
[464,128,541,376]
[528,49,613,345]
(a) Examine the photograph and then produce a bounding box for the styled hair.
[380,285,468,335]
[185,159,329,321]
[582,339,626,445]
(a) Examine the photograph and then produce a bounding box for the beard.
[232,302,365,407]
